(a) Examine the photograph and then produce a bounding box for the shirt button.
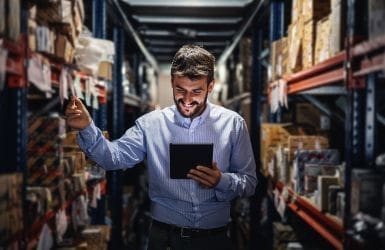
[193,207,198,211]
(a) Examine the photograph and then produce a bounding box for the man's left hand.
[187,162,221,188]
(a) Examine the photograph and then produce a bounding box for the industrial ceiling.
[110,0,260,68]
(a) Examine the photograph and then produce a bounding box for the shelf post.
[92,0,108,131]
[365,74,377,167]
[268,0,284,122]
[105,26,125,249]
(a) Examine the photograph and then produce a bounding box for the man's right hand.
[65,96,92,130]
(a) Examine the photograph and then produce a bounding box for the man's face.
[172,75,214,119]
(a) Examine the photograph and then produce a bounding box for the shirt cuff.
[215,173,231,191]
[77,121,98,147]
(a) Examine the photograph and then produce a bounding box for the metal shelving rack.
[261,0,384,249]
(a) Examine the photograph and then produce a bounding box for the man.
[66,44,257,250]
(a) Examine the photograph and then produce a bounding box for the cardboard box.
[302,20,316,69]
[295,102,323,131]
[55,34,74,63]
[317,176,339,211]
[368,0,385,40]
[271,37,288,80]
[330,0,346,55]
[302,0,331,22]
[288,135,329,162]
[7,0,20,41]
[288,22,303,74]
[291,0,302,24]
[28,19,37,52]
[36,0,73,24]
[98,61,112,81]
[315,15,331,64]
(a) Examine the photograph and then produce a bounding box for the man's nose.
[182,92,193,103]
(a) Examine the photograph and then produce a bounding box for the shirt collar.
[173,101,211,129]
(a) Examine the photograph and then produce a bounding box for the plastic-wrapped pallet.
[75,35,115,79]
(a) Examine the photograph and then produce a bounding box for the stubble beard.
[174,93,208,119]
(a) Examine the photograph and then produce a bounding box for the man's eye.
[193,90,202,94]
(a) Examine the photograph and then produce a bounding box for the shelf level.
[352,34,385,77]
[275,181,343,250]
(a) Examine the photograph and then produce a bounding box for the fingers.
[187,162,221,188]
[64,96,92,130]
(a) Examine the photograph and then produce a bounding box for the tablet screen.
[169,143,213,179]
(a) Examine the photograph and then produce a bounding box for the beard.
[174,93,208,119]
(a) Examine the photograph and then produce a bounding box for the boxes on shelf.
[27,154,62,180]
[302,19,316,69]
[295,102,325,132]
[28,18,37,52]
[261,124,288,176]
[293,149,339,195]
[302,0,331,22]
[315,15,332,64]
[351,169,385,217]
[316,175,339,211]
[36,0,73,24]
[304,163,337,195]
[28,115,66,154]
[328,185,343,215]
[270,37,288,81]
[81,225,110,250]
[273,222,298,250]
[287,135,329,162]
[330,0,346,55]
[368,0,385,40]
[6,0,20,41]
[55,34,74,63]
[336,191,345,219]
[98,61,112,81]
[291,0,302,24]
[288,22,303,74]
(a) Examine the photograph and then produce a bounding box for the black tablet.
[169,143,213,179]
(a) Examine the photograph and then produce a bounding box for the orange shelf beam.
[276,181,343,249]
[287,68,344,94]
[352,34,385,57]
[274,52,346,94]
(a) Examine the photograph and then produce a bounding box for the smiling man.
[65,44,257,250]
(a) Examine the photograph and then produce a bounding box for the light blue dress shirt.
[77,102,257,229]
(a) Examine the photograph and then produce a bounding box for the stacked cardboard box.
[315,16,332,64]
[0,173,23,246]
[270,37,288,81]
[29,0,85,63]
[301,0,331,69]
[330,0,346,56]
[0,0,20,41]
[273,222,298,250]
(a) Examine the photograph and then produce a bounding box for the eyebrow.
[175,85,204,91]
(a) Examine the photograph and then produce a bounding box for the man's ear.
[208,80,215,93]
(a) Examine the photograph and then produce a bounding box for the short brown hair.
[171,44,215,84]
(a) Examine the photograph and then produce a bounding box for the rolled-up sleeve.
[77,121,146,170]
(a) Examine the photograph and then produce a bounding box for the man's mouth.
[178,100,198,109]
